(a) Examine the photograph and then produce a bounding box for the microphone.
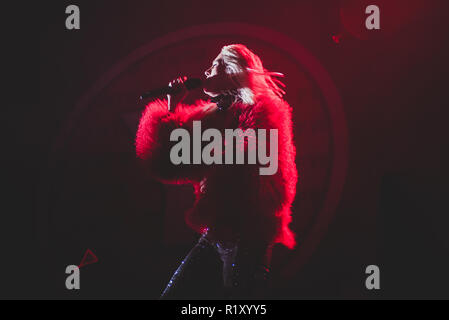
[139,78,203,100]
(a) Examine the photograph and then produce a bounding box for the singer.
[135,44,297,299]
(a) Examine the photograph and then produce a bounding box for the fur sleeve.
[135,99,219,184]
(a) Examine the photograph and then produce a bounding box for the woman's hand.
[167,77,188,111]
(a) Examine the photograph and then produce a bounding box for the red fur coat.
[136,94,297,248]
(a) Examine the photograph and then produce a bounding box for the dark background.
[3,0,449,299]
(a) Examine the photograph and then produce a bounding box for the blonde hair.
[219,44,286,105]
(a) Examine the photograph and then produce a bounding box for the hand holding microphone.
[139,77,203,101]
[138,72,245,109]
[167,76,188,111]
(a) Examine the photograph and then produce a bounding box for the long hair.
[219,44,286,105]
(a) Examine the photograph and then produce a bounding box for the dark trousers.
[160,233,272,299]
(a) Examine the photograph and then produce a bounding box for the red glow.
[78,249,98,268]
[340,0,429,40]
[332,34,342,44]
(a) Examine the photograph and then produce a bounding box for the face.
[205,54,225,79]
[203,54,228,97]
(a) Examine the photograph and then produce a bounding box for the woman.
[136,44,297,299]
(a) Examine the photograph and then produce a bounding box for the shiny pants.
[160,233,272,299]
